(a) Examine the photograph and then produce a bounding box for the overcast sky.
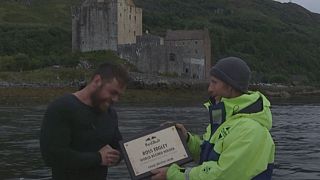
[274,0,320,14]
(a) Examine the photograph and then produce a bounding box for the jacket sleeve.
[167,119,274,180]
[186,132,202,161]
[187,124,212,162]
[40,103,101,169]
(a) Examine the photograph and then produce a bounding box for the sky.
[274,0,320,14]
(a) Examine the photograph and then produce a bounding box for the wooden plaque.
[119,124,192,180]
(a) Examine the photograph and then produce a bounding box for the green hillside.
[1,0,320,84]
[135,0,320,84]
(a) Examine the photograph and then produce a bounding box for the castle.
[72,0,142,51]
[72,0,211,79]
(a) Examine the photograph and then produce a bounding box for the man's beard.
[90,88,111,113]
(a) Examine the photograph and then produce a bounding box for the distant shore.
[0,87,209,106]
[1,80,320,106]
[1,71,320,105]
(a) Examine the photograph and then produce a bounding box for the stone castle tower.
[118,29,211,79]
[164,29,211,79]
[72,0,142,52]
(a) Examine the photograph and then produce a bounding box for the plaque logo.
[145,136,160,147]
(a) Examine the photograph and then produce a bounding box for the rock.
[280,91,291,98]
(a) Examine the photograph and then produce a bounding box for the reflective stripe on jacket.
[167,91,275,180]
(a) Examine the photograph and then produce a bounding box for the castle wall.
[72,1,118,52]
[117,0,142,45]
[165,39,206,79]
[118,31,211,80]
[203,29,211,79]
[118,34,165,74]
[71,7,81,52]
[72,0,142,52]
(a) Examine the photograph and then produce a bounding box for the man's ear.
[92,75,102,87]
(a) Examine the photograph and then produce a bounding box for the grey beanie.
[210,57,251,92]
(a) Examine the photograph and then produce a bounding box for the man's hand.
[175,123,188,140]
[151,167,168,180]
[99,145,121,166]
[161,122,188,140]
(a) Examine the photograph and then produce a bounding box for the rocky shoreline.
[0,72,208,89]
[250,84,320,98]
[1,72,320,99]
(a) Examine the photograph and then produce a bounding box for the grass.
[0,67,91,84]
[0,87,75,106]
[0,87,209,106]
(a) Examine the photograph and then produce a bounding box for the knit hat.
[210,57,251,92]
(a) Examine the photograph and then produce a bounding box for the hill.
[1,0,320,84]
[134,0,320,84]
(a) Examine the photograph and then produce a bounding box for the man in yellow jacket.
[151,57,275,180]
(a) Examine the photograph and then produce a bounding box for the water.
[0,103,320,180]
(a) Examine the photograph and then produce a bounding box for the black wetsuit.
[40,94,122,180]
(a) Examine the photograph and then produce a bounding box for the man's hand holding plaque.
[119,124,192,180]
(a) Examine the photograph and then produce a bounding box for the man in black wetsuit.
[40,62,129,180]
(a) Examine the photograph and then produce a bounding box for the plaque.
[119,124,192,180]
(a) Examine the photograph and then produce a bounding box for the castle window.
[134,16,136,22]
[195,49,198,54]
[195,41,198,44]
[130,7,132,13]
[129,15,131,20]
[134,31,136,36]
[185,68,189,73]
[120,13,122,17]
[169,53,176,61]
